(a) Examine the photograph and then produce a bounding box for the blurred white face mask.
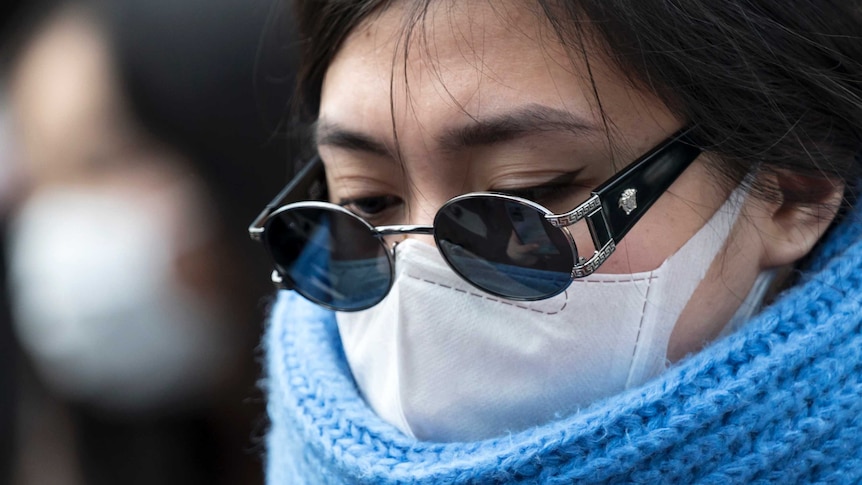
[7,184,235,413]
[336,188,762,442]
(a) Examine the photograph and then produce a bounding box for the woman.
[256,0,862,482]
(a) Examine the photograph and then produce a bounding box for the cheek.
[600,232,683,274]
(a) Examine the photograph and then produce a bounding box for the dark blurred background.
[0,0,296,483]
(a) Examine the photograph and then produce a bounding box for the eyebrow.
[438,104,598,152]
[314,103,597,157]
[314,121,391,157]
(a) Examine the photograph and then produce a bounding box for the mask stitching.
[625,273,659,388]
[572,276,654,284]
[406,274,568,315]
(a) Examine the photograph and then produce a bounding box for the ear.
[751,171,845,268]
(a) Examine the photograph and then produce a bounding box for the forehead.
[319,0,676,153]
[340,1,563,70]
[322,3,580,114]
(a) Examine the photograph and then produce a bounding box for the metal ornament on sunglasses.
[248,128,701,311]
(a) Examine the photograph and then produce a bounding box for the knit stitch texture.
[264,207,862,484]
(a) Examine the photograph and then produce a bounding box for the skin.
[317,1,841,362]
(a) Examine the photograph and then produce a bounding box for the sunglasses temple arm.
[248,157,327,241]
[592,129,701,244]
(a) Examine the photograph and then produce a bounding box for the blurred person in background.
[5,0,294,483]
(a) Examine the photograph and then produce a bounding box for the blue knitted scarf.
[264,207,862,484]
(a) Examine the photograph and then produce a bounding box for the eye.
[491,171,589,210]
[501,184,569,202]
[495,183,586,211]
[339,195,403,221]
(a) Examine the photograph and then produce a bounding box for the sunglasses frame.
[249,128,701,305]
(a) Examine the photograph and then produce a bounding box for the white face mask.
[7,185,237,413]
[336,189,747,442]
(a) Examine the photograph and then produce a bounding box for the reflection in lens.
[264,207,391,311]
[435,197,575,299]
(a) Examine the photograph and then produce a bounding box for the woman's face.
[317,1,798,359]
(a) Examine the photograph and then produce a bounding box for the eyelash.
[338,195,404,220]
[334,169,586,224]
[495,183,581,207]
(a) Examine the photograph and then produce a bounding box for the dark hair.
[289,0,862,209]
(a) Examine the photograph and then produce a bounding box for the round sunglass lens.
[263,207,391,311]
[435,197,575,299]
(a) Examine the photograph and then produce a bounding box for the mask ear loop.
[712,165,778,339]
[716,268,779,339]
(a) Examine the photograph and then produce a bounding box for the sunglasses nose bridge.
[375,225,436,252]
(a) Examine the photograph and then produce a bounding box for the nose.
[399,192,450,247]
[402,233,436,247]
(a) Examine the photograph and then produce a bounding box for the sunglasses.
[249,128,701,311]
